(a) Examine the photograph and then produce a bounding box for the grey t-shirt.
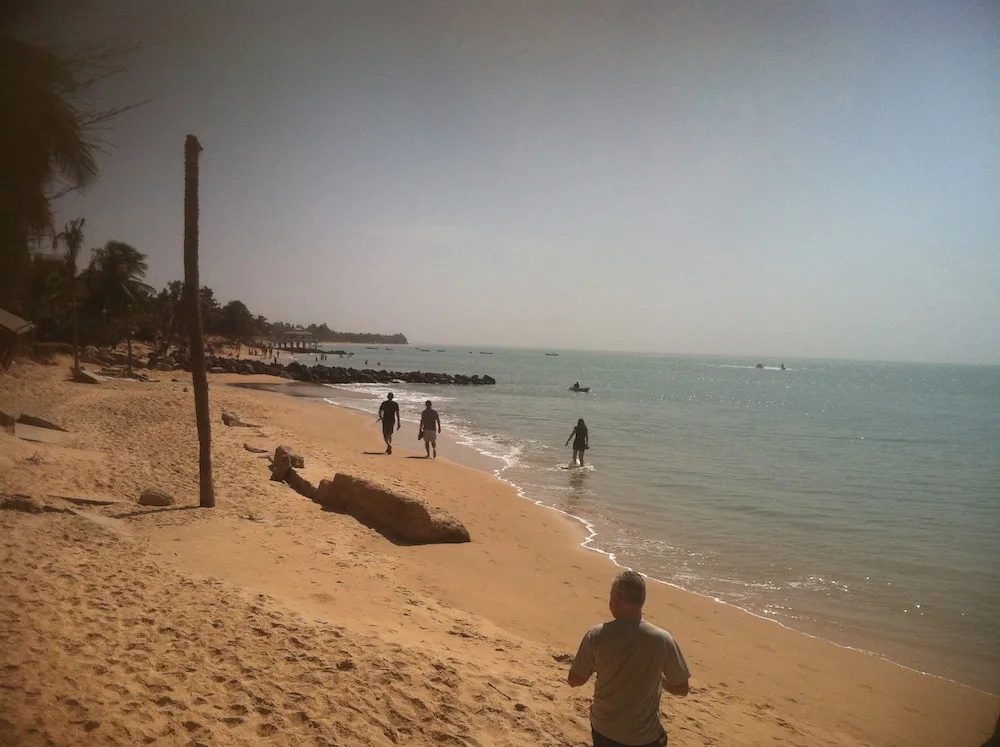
[570,619,690,745]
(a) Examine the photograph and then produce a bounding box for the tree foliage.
[21,245,408,349]
[0,3,140,312]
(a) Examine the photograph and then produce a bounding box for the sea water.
[293,346,1000,693]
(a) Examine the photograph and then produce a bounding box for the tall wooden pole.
[183,135,215,508]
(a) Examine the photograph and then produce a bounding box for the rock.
[16,414,67,431]
[221,410,258,427]
[81,345,100,364]
[138,488,175,507]
[314,473,470,545]
[276,445,304,468]
[269,445,304,481]
[73,368,105,384]
[209,366,226,374]
[244,443,269,454]
[0,411,15,430]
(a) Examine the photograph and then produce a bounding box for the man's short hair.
[613,570,646,605]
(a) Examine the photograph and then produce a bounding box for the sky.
[23,0,1000,363]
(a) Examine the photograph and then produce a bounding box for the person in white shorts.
[419,400,441,458]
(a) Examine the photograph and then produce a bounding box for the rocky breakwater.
[186,355,497,386]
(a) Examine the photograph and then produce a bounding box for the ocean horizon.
[278,344,999,694]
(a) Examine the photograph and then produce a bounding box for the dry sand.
[1,357,997,746]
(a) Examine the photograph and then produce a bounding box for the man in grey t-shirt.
[568,570,691,747]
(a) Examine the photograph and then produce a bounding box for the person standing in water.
[378,393,400,454]
[566,418,589,466]
[419,400,441,458]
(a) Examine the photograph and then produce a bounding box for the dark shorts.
[382,423,394,437]
[592,727,666,747]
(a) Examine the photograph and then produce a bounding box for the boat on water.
[545,352,559,356]
[436,349,445,352]
[479,351,493,354]
[569,382,590,393]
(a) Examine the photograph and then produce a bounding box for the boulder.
[73,368,105,384]
[269,444,304,481]
[275,445,304,468]
[222,410,259,427]
[0,411,15,430]
[314,473,470,545]
[243,443,269,454]
[138,488,175,507]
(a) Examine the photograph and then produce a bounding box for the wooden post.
[183,134,215,508]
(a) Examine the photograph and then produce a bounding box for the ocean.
[293,345,1000,693]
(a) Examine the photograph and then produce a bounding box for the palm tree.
[87,240,152,372]
[0,28,98,310]
[53,217,85,370]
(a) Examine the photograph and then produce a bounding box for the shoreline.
[238,379,998,697]
[1,360,997,746]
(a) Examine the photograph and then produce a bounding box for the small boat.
[545,352,559,356]
[569,383,590,393]
[479,351,493,354]
[436,349,445,352]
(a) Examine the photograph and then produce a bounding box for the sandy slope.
[1,358,996,746]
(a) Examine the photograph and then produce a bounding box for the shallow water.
[290,346,1000,692]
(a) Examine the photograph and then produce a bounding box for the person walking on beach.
[378,393,400,454]
[566,418,589,466]
[419,400,441,458]
[568,570,690,747]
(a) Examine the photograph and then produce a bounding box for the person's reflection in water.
[566,467,588,512]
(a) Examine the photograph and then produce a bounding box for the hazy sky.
[30,1,1000,363]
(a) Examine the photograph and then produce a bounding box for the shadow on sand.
[111,505,203,519]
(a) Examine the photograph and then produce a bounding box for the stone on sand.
[269,445,305,482]
[314,473,470,545]
[138,488,175,507]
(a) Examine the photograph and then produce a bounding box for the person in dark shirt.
[419,400,441,458]
[378,393,400,454]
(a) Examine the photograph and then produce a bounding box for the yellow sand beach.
[1,358,997,746]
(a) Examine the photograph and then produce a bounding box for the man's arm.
[567,627,596,688]
[662,675,689,697]
[436,413,441,432]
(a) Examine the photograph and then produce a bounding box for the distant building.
[268,328,319,352]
